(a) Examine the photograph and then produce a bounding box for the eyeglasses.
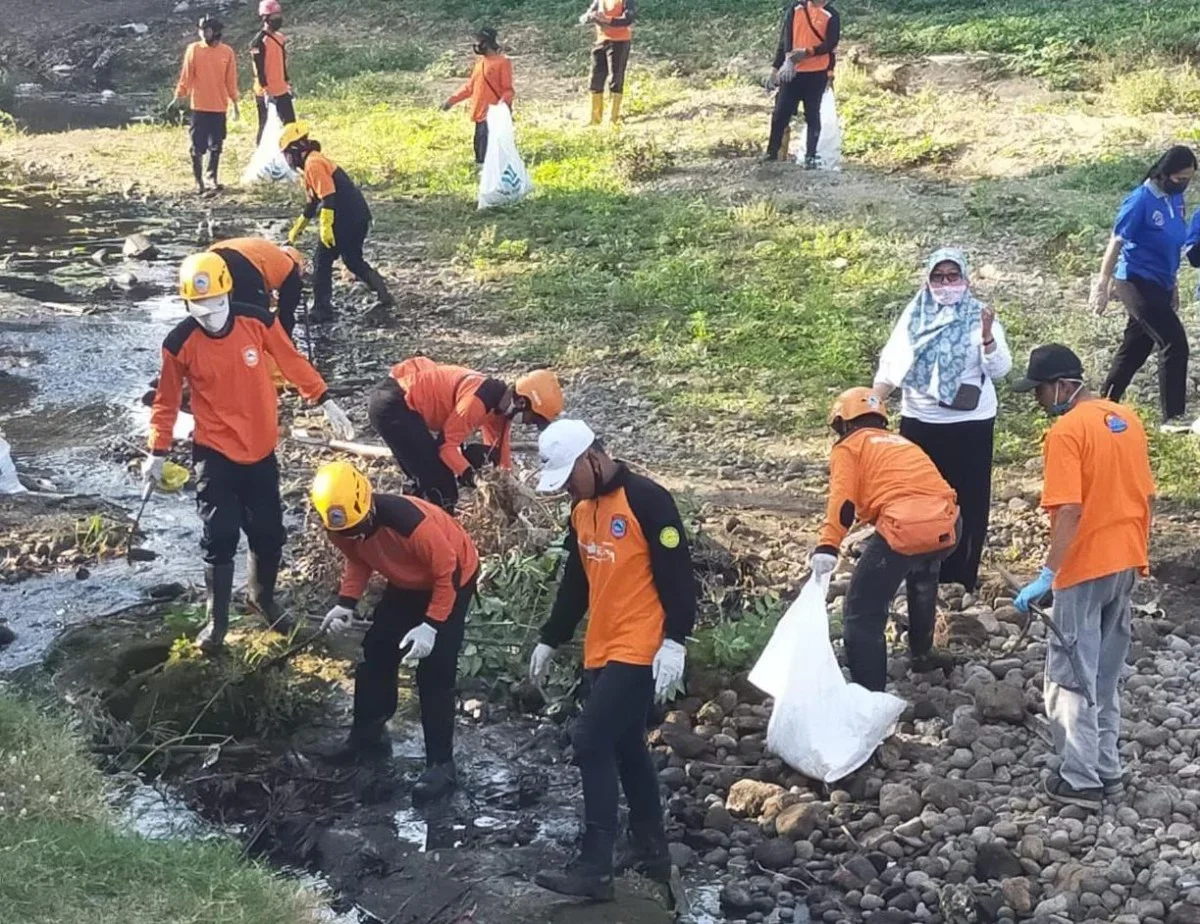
[929,272,963,284]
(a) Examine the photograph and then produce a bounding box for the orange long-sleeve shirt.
[816,426,956,553]
[149,304,326,463]
[175,41,239,113]
[330,494,480,623]
[448,53,515,123]
[389,358,513,476]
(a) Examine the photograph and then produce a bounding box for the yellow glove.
[287,216,309,245]
[319,208,336,249]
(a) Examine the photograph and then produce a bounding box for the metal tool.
[999,567,1094,706]
[124,480,156,564]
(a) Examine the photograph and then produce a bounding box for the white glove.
[652,639,687,701]
[529,643,555,687]
[400,622,437,664]
[320,604,354,633]
[322,399,355,441]
[810,552,838,579]
[777,65,796,84]
[1089,275,1111,315]
[141,455,165,487]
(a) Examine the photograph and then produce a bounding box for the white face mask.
[930,282,968,306]
[186,293,231,334]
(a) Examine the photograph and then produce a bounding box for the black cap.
[1012,344,1084,393]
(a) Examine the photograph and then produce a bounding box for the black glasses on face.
[929,272,963,284]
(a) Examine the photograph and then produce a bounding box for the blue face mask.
[1047,381,1082,417]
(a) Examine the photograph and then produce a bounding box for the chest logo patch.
[611,515,628,539]
[659,526,681,549]
[1152,210,1165,228]
[243,347,260,368]
[1106,413,1128,434]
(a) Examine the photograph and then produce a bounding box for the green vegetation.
[0,694,319,924]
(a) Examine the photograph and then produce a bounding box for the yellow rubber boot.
[589,92,604,126]
[610,92,623,126]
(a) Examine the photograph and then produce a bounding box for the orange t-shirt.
[447,54,515,123]
[175,41,239,113]
[1041,398,1154,590]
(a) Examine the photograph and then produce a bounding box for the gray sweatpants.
[1045,568,1136,790]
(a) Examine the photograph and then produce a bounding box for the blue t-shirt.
[1114,181,1187,291]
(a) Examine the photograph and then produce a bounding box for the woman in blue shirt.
[1092,145,1196,427]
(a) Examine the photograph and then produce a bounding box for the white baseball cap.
[537,418,596,493]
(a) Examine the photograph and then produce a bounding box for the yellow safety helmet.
[515,369,564,422]
[829,387,888,428]
[179,251,233,302]
[278,120,311,152]
[311,460,373,531]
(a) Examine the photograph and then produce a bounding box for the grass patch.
[0,694,319,924]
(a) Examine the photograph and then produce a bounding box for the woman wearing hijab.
[1093,145,1196,430]
[872,248,1012,594]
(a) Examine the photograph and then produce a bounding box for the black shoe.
[911,648,957,675]
[362,269,395,310]
[309,301,335,324]
[1043,771,1102,809]
[197,562,234,654]
[614,838,671,885]
[758,151,779,163]
[412,761,457,803]
[804,155,819,170]
[322,728,392,765]
[1101,775,1127,798]
[535,859,615,901]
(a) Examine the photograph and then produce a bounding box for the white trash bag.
[0,435,26,495]
[478,103,532,210]
[794,87,842,171]
[241,102,298,185]
[749,576,904,782]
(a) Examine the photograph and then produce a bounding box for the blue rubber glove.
[1014,566,1055,614]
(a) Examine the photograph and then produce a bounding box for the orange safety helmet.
[514,369,564,422]
[828,387,887,428]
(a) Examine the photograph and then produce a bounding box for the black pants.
[276,270,302,337]
[473,120,489,166]
[843,528,958,692]
[189,111,227,183]
[590,40,631,94]
[899,416,994,593]
[312,214,375,307]
[573,662,664,872]
[354,576,475,766]
[367,377,459,512]
[193,444,284,568]
[768,70,828,159]
[255,93,296,145]
[1102,275,1190,420]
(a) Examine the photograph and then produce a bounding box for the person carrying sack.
[763,0,840,168]
[579,0,636,126]
[440,28,515,166]
[251,0,295,144]
[811,388,959,691]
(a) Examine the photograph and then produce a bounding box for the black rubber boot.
[310,300,335,323]
[197,562,234,654]
[804,154,819,170]
[191,155,206,194]
[910,647,957,676]
[247,551,293,634]
[535,859,615,901]
[206,152,223,190]
[614,831,672,884]
[362,268,395,309]
[412,761,457,803]
[322,719,392,765]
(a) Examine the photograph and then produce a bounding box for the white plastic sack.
[241,102,297,185]
[750,576,904,782]
[794,88,842,171]
[0,437,26,495]
[477,103,532,210]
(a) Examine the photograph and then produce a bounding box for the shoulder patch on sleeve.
[659,526,681,549]
[163,318,201,356]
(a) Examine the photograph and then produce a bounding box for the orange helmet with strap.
[514,369,563,423]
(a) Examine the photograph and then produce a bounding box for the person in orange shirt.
[280,122,393,321]
[813,387,960,691]
[311,462,479,802]
[440,28,515,165]
[250,0,295,144]
[210,237,305,336]
[367,357,563,513]
[142,252,354,654]
[579,0,636,125]
[173,16,240,195]
[529,419,695,900]
[1012,344,1155,809]
[764,0,840,167]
